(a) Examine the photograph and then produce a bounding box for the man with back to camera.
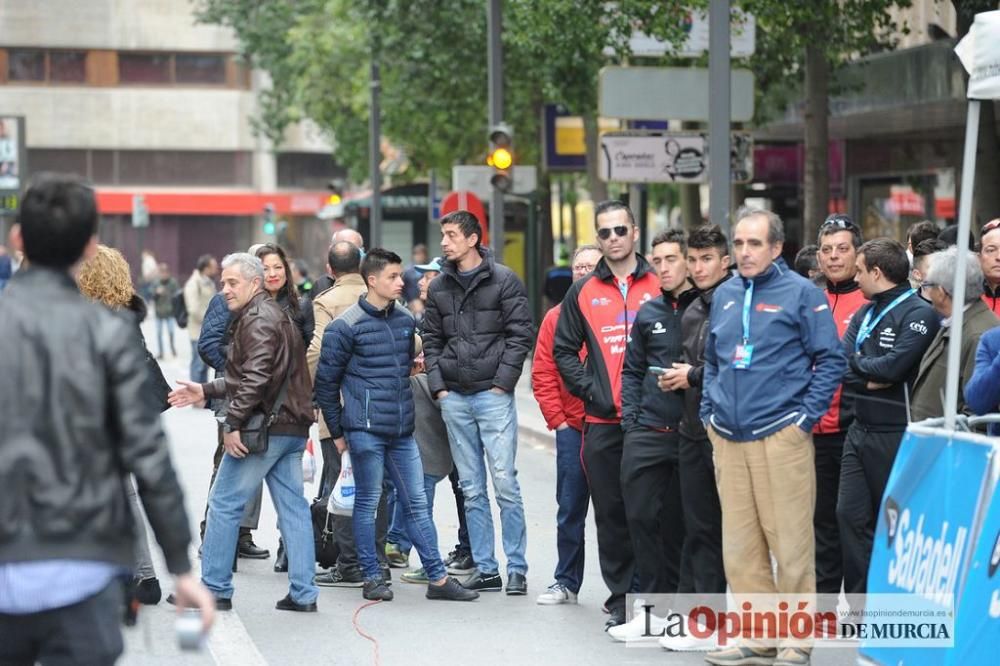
[809,213,868,601]
[838,238,939,596]
[184,253,219,383]
[609,228,697,642]
[531,244,603,606]
[699,208,845,666]
[422,210,535,595]
[0,173,215,664]
[553,200,661,630]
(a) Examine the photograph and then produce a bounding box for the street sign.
[440,190,489,246]
[627,8,755,58]
[452,165,538,200]
[599,66,755,121]
[132,194,150,228]
[599,130,753,184]
[0,115,25,213]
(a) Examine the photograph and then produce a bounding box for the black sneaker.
[238,537,270,559]
[362,579,394,601]
[445,551,475,575]
[275,594,317,612]
[461,571,502,592]
[135,577,162,605]
[426,576,480,601]
[166,593,232,611]
[316,566,364,588]
[506,572,527,596]
[604,605,626,631]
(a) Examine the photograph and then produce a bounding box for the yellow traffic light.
[327,193,342,205]
[491,147,513,170]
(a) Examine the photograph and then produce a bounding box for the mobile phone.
[648,366,667,376]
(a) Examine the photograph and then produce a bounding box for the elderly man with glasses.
[978,218,1000,316]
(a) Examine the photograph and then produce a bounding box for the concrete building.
[0,0,342,280]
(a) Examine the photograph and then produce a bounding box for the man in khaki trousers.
[699,209,846,666]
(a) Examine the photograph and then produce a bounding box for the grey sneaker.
[426,576,480,602]
[705,646,778,665]
[316,566,364,588]
[400,568,429,584]
[362,578,394,601]
[536,582,577,605]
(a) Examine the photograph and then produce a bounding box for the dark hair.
[18,172,97,269]
[907,220,938,248]
[858,238,910,284]
[254,243,299,313]
[818,215,863,249]
[687,224,729,256]
[328,240,361,275]
[937,224,974,249]
[593,200,635,228]
[196,254,215,273]
[913,238,948,264]
[440,210,482,248]
[794,245,819,278]
[361,247,403,283]
[650,229,687,254]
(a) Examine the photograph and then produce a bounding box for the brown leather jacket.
[204,290,314,436]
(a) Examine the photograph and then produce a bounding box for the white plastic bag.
[302,439,316,484]
[328,451,355,516]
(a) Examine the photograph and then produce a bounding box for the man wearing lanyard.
[700,209,845,666]
[838,238,938,595]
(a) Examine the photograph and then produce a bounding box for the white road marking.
[206,610,269,666]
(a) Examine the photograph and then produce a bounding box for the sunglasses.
[597,225,630,241]
[821,216,857,232]
[981,219,1000,235]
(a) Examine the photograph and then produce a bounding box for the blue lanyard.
[855,288,916,352]
[741,281,754,344]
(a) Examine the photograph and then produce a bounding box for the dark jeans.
[448,467,472,556]
[678,434,726,594]
[0,581,124,666]
[582,422,635,612]
[621,427,685,595]
[553,426,589,594]
[320,437,388,573]
[814,431,846,596]
[837,424,904,594]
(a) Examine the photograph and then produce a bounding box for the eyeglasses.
[572,263,597,273]
[981,219,1000,235]
[597,225,629,241]
[919,281,939,291]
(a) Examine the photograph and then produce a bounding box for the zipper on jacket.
[384,318,405,437]
[365,389,371,429]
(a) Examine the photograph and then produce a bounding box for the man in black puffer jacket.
[422,210,535,595]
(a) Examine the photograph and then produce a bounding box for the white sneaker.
[535,582,578,605]
[607,611,671,643]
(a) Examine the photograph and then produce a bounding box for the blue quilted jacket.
[314,296,416,439]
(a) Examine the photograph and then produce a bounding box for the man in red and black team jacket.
[813,214,868,597]
[553,201,660,630]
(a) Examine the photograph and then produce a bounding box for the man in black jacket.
[0,174,215,664]
[422,210,535,595]
[609,229,696,642]
[839,238,939,594]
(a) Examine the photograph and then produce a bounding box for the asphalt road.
[123,324,858,666]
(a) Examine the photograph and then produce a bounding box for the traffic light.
[487,123,513,192]
[262,203,276,235]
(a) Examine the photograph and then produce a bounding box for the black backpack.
[172,289,188,328]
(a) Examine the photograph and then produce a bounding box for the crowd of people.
[2,171,1000,666]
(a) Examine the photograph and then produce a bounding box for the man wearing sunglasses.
[553,200,660,630]
[978,218,1000,316]
[811,214,868,601]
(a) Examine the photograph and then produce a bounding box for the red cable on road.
[352,600,383,666]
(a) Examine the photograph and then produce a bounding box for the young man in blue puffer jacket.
[699,209,846,666]
[314,248,478,604]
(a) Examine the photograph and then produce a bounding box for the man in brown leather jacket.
[170,252,319,612]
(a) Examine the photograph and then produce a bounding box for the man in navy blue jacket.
[700,209,845,666]
[314,248,478,604]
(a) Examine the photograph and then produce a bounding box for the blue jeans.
[554,426,589,593]
[391,473,444,555]
[155,317,175,357]
[439,390,527,576]
[346,431,446,582]
[386,480,407,550]
[190,340,208,383]
[202,435,318,604]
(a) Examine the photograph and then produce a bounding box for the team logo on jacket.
[813,304,829,313]
[640,292,653,305]
[652,321,666,335]
[723,300,736,310]
[591,297,612,307]
[910,320,929,335]
[756,303,783,313]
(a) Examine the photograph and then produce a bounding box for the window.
[175,54,226,84]
[49,51,86,83]
[118,53,171,84]
[8,50,45,82]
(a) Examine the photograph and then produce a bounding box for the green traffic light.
[263,221,276,234]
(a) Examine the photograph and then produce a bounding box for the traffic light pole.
[368,12,383,248]
[488,0,504,259]
[708,0,731,235]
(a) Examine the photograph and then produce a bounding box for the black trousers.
[677,434,726,594]
[814,432,845,596]
[0,581,124,666]
[621,428,685,595]
[836,425,904,594]
[320,437,389,572]
[583,422,635,611]
[448,467,472,555]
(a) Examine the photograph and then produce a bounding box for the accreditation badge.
[732,344,754,370]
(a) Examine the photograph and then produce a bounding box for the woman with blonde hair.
[77,244,170,605]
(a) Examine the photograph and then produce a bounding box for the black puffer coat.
[422,247,535,395]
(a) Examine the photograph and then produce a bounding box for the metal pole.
[944,99,981,431]
[369,28,383,248]
[488,0,505,259]
[708,0,731,235]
